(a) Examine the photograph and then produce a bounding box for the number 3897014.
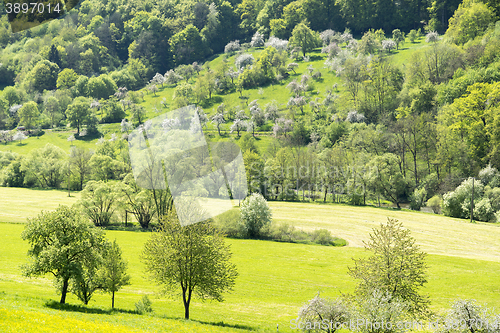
[5,2,62,14]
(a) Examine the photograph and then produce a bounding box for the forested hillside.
[2,0,500,223]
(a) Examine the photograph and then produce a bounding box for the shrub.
[426,195,442,214]
[471,197,494,222]
[409,187,427,211]
[239,193,272,238]
[310,228,335,245]
[224,40,241,54]
[135,295,153,314]
[213,209,243,238]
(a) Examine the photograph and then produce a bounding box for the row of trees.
[22,201,240,319]
[22,206,130,307]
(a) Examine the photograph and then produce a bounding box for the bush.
[135,295,153,314]
[239,193,272,238]
[310,229,335,245]
[478,164,500,188]
[213,209,243,238]
[298,294,351,331]
[442,178,485,219]
[235,54,254,70]
[471,197,494,222]
[409,187,427,211]
[224,40,241,54]
[426,195,442,214]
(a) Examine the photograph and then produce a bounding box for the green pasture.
[0,187,80,223]
[1,186,500,331]
[0,130,98,155]
[1,222,500,332]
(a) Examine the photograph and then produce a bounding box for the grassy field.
[268,201,500,262]
[1,186,500,332]
[1,222,500,332]
[0,187,80,223]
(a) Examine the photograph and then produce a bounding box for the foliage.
[446,0,494,45]
[442,178,485,220]
[354,290,410,333]
[409,187,427,211]
[366,154,409,209]
[239,193,272,239]
[21,143,66,188]
[290,21,321,57]
[297,294,351,332]
[99,239,131,309]
[65,97,92,135]
[142,211,238,319]
[348,218,429,318]
[21,205,107,304]
[427,195,443,214]
[135,295,153,314]
[78,180,121,227]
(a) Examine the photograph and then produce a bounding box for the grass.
[268,201,500,262]
[0,187,80,223]
[1,189,500,331]
[0,130,98,155]
[1,222,500,332]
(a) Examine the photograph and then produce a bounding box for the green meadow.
[1,187,500,332]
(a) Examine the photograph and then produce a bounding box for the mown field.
[1,188,500,332]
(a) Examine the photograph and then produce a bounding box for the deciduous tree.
[349,218,429,318]
[21,205,107,304]
[142,211,238,319]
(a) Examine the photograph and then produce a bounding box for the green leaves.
[21,205,107,303]
[142,212,238,319]
[349,218,429,318]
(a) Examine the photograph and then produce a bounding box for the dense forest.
[2,0,500,223]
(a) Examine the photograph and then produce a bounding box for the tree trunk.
[112,291,115,309]
[60,278,69,304]
[323,186,328,202]
[182,288,192,320]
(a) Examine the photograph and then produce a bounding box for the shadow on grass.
[194,319,255,331]
[44,300,137,315]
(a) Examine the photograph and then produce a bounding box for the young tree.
[78,180,121,227]
[21,205,107,304]
[211,111,225,135]
[99,239,131,309]
[348,218,429,318]
[392,29,404,50]
[290,21,321,57]
[66,97,91,135]
[13,131,28,144]
[142,211,238,319]
[18,101,39,130]
[239,193,272,238]
[297,294,351,333]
